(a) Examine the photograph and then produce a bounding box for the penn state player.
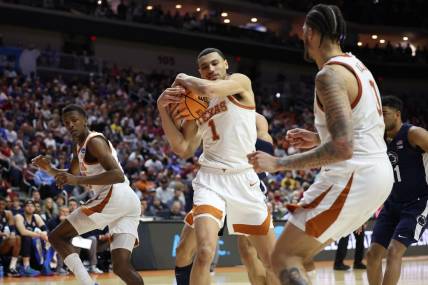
[15,200,51,276]
[248,4,393,284]
[32,104,143,285]
[367,96,428,285]
[0,196,21,276]
[158,48,279,285]
[169,113,275,285]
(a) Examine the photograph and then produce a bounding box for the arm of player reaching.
[55,137,125,188]
[248,66,353,172]
[408,126,428,152]
[173,73,251,99]
[32,151,80,177]
[157,88,202,159]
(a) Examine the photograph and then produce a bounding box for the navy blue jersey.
[21,214,37,233]
[0,211,7,232]
[256,138,274,193]
[386,123,428,202]
[0,211,8,242]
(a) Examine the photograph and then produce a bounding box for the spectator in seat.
[15,200,53,276]
[0,196,21,277]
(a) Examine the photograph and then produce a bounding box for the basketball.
[179,91,209,120]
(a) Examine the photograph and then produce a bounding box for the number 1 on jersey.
[394,165,402,183]
[208,119,220,141]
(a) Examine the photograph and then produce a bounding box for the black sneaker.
[353,263,367,270]
[334,263,351,271]
[8,267,22,277]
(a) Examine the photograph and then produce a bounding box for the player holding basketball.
[366,96,428,285]
[248,4,393,284]
[166,112,274,285]
[32,104,143,285]
[157,48,279,285]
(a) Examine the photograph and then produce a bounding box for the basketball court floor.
[1,257,428,284]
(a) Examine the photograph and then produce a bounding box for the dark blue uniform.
[0,211,9,244]
[255,138,274,194]
[372,123,428,248]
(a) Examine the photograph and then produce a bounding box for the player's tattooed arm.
[408,126,428,153]
[280,267,309,285]
[275,66,353,170]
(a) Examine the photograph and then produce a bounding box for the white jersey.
[76,131,128,194]
[315,53,388,172]
[197,95,256,170]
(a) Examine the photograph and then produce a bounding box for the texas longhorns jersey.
[197,95,256,170]
[76,131,128,194]
[314,53,387,171]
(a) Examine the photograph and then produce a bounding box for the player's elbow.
[171,144,188,157]
[332,138,353,160]
[175,149,194,160]
[114,170,125,183]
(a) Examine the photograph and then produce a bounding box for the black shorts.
[371,197,428,248]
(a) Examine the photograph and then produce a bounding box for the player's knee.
[113,261,130,277]
[13,235,21,246]
[386,244,405,261]
[366,246,383,263]
[48,230,62,246]
[195,244,216,265]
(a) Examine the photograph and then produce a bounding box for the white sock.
[64,253,94,285]
[9,257,18,269]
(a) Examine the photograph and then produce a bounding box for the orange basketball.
[179,92,209,120]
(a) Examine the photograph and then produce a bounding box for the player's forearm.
[19,229,40,238]
[77,169,124,185]
[158,106,189,155]
[46,167,68,177]
[176,74,212,97]
[276,139,352,170]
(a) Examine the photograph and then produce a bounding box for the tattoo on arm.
[276,66,353,170]
[280,268,309,285]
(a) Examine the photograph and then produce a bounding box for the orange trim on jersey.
[81,186,113,216]
[325,61,362,110]
[286,185,333,213]
[233,212,271,235]
[305,173,354,238]
[227,95,256,110]
[194,205,223,221]
[184,206,197,226]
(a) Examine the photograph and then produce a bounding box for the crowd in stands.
[246,0,428,29]
[1,33,428,278]
[0,61,322,224]
[2,0,428,65]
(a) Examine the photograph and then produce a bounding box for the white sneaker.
[89,266,104,274]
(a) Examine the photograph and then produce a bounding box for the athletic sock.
[9,256,18,269]
[64,253,94,285]
[175,263,193,285]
